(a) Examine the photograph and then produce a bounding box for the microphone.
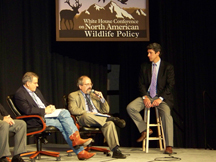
[91,89,102,98]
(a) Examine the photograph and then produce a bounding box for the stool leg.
[142,108,147,151]
[142,136,146,151]
[160,115,166,150]
[155,107,166,151]
[155,107,163,150]
[145,108,150,153]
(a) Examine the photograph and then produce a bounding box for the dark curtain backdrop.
[1,0,216,148]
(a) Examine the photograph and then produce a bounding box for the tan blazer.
[68,90,109,120]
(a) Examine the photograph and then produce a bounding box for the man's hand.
[3,115,15,125]
[93,90,104,99]
[143,97,152,108]
[45,105,56,114]
[151,98,162,107]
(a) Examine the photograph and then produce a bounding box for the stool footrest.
[149,124,161,126]
[148,137,163,140]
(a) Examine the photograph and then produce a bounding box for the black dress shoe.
[0,157,9,162]
[11,155,24,162]
[107,117,126,128]
[112,149,126,159]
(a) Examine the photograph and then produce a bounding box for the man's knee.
[127,101,138,114]
[59,109,70,117]
[19,120,27,129]
[158,105,171,117]
[104,121,115,128]
[79,113,94,124]
[0,122,10,130]
[81,113,91,120]
[126,103,133,113]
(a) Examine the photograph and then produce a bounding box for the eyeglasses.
[83,83,93,86]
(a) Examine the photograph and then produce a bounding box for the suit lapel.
[157,60,165,86]
[147,63,152,83]
[78,91,86,110]
[22,86,38,107]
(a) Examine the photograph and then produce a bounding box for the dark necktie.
[149,63,157,98]
[85,94,94,112]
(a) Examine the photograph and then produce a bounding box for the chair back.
[6,95,21,117]
[62,94,68,109]
[63,94,81,129]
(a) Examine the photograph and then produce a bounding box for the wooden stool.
[142,107,166,153]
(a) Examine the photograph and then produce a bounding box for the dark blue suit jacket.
[14,86,49,127]
[139,60,175,108]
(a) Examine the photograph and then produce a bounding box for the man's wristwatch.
[142,96,146,100]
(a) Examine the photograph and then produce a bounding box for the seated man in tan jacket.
[68,75,126,159]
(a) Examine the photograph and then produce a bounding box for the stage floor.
[10,144,216,162]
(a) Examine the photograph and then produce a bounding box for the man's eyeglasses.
[83,83,93,86]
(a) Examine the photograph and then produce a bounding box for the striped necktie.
[85,94,94,112]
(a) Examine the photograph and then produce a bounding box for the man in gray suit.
[68,76,126,159]
[127,43,175,154]
[0,103,26,162]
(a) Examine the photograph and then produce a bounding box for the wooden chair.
[6,95,61,162]
[62,95,111,156]
[142,107,166,153]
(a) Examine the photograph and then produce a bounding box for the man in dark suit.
[0,103,26,162]
[127,43,175,154]
[14,72,95,160]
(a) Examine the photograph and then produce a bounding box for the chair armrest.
[16,115,46,136]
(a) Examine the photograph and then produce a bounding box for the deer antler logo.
[60,0,82,30]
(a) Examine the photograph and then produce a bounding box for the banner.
[56,0,149,41]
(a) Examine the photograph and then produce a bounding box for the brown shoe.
[77,150,96,160]
[136,129,153,142]
[70,131,92,149]
[164,146,173,154]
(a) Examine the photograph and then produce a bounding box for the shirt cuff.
[159,97,164,101]
[100,98,105,103]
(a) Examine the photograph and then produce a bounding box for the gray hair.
[22,72,39,84]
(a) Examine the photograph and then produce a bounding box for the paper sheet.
[94,113,111,118]
[45,109,64,118]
